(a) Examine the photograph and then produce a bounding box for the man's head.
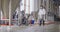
[40,7,43,9]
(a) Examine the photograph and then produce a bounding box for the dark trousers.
[43,20,45,25]
[39,20,42,25]
[39,19,45,25]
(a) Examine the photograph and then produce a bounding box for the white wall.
[20,0,40,14]
[59,6,60,17]
[30,0,34,14]
[34,0,38,11]
[20,0,24,11]
[25,0,29,14]
[25,0,40,14]
[30,0,40,13]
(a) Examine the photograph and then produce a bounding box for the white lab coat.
[38,8,46,20]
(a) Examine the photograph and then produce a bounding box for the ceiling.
[0,0,20,18]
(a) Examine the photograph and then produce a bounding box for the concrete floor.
[0,22,60,32]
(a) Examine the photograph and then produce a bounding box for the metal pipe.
[9,0,11,27]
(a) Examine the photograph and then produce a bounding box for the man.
[38,7,46,26]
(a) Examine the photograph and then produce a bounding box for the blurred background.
[0,0,60,32]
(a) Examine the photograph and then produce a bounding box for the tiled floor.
[0,22,60,32]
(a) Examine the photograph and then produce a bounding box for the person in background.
[38,7,46,26]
